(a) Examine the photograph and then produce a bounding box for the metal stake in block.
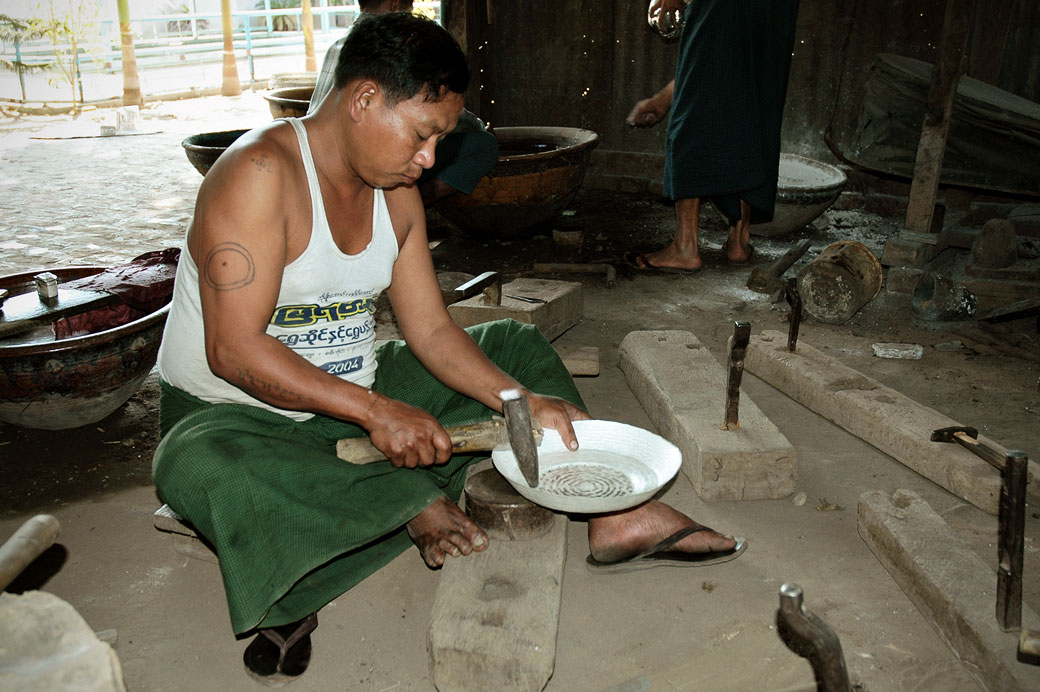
[997,450,1027,632]
[722,321,751,430]
[454,271,501,306]
[777,583,852,692]
[785,278,802,352]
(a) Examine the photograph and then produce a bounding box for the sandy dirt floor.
[2,93,1039,691]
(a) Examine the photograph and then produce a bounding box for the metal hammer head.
[500,389,539,487]
[930,426,979,443]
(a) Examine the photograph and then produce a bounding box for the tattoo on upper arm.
[204,242,255,291]
[250,153,273,173]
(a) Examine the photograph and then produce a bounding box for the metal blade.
[501,389,539,487]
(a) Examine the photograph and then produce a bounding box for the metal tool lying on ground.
[931,426,1029,632]
[722,321,751,430]
[746,238,812,296]
[776,582,852,692]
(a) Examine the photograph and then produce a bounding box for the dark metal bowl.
[181,128,250,176]
[434,126,599,239]
[263,86,313,119]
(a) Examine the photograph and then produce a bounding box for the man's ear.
[348,80,380,123]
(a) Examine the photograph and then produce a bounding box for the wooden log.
[0,514,60,590]
[746,330,1040,514]
[903,0,976,234]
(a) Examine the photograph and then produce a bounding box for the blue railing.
[0,2,441,103]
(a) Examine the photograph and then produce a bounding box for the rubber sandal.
[586,524,748,574]
[623,250,701,274]
[243,612,318,687]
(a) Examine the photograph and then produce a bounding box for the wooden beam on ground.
[858,489,1040,691]
[746,330,1040,514]
[428,461,567,692]
[618,330,796,501]
[553,344,599,376]
[903,0,976,234]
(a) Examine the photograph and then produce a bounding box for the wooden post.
[903,0,976,234]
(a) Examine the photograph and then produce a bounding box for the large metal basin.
[264,86,313,119]
[0,266,171,430]
[747,153,848,237]
[434,126,599,239]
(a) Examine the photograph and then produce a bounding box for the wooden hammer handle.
[336,417,542,464]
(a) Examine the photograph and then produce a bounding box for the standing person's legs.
[634,197,704,272]
[723,199,753,263]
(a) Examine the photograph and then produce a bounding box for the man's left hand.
[526,393,591,452]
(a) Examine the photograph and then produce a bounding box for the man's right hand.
[364,392,453,468]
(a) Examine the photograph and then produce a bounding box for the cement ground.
[2,91,1039,691]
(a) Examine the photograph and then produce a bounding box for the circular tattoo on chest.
[204,242,255,290]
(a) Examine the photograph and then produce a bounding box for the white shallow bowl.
[492,420,682,513]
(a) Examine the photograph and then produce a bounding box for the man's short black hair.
[334,12,469,106]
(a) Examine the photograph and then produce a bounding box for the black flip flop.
[243,612,318,686]
[586,525,747,574]
[623,250,701,275]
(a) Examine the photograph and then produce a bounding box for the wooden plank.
[0,288,121,340]
[858,489,1040,692]
[427,515,566,692]
[746,330,1040,514]
[903,0,976,234]
[618,330,796,501]
[553,344,599,377]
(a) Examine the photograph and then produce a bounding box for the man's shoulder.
[201,120,300,191]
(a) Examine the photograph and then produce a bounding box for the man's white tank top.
[157,117,399,420]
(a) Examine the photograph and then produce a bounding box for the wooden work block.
[858,490,1040,692]
[427,514,567,692]
[447,278,583,341]
[880,237,934,268]
[745,330,1040,514]
[553,344,599,377]
[618,330,796,501]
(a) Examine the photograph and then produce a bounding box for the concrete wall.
[444,0,1039,196]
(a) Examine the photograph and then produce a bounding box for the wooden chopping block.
[428,460,566,692]
[447,278,583,341]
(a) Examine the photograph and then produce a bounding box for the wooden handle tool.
[336,416,543,465]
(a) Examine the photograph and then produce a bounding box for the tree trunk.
[220,0,242,96]
[301,0,316,73]
[117,0,143,107]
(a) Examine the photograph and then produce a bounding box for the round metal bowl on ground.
[181,128,250,176]
[263,86,313,119]
[746,153,848,237]
[0,266,171,430]
[434,126,599,240]
[492,419,681,513]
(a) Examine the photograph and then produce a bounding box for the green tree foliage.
[33,0,103,112]
[0,14,54,101]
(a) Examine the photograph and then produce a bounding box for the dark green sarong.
[663,0,800,224]
[153,320,582,634]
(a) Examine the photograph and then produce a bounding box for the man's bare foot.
[407,495,489,568]
[587,500,735,563]
[634,244,702,272]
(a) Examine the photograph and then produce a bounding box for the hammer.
[336,390,542,487]
[932,426,1029,632]
[746,239,812,296]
